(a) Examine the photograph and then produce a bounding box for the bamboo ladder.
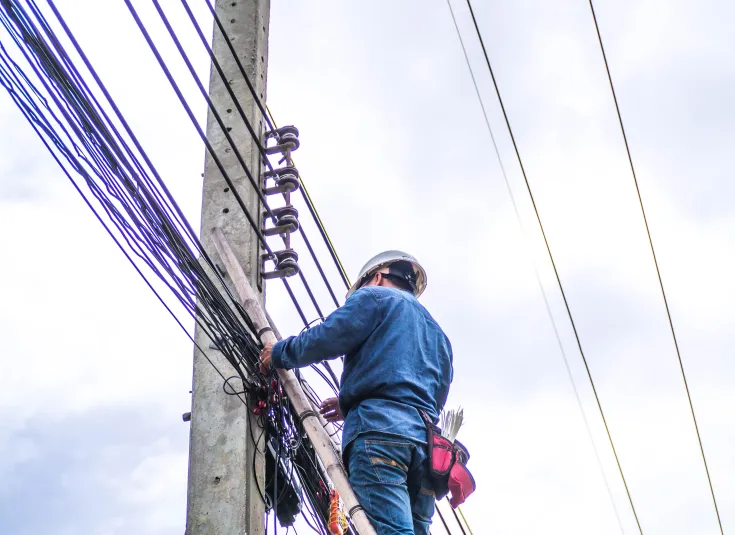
[211,227,376,535]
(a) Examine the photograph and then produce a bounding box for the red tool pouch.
[420,410,476,508]
[447,439,475,508]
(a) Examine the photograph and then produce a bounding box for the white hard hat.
[346,250,427,299]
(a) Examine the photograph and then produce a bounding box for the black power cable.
[200,0,274,132]
[447,501,467,535]
[145,0,330,324]
[0,60,243,406]
[3,0,264,384]
[463,0,644,532]
[120,0,314,331]
[129,0,342,394]
[436,504,452,534]
[0,3,346,531]
[200,0,352,293]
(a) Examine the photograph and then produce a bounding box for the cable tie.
[297,409,317,424]
[257,326,273,344]
[348,505,364,518]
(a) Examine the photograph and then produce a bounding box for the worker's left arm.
[270,288,381,370]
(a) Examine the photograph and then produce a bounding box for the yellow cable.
[457,505,474,535]
[264,106,352,287]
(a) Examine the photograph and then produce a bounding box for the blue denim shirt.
[271,286,453,450]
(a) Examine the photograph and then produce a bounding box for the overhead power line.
[443,1,625,532]
[447,499,468,535]
[264,105,353,290]
[127,0,345,390]
[585,2,724,533]
[178,0,343,310]
[462,0,644,532]
[0,0,270,419]
[123,0,316,325]
[0,2,349,531]
[202,0,352,296]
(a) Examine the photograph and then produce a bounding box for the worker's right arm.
[271,288,381,370]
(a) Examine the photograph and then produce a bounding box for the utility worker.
[259,251,453,535]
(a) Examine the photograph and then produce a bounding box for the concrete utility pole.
[186,1,270,534]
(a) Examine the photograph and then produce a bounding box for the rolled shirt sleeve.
[271,288,382,370]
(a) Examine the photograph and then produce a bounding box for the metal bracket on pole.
[263,166,300,195]
[211,227,377,535]
[261,248,299,279]
[264,125,300,155]
[260,127,302,280]
[263,205,299,236]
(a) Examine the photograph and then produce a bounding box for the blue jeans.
[345,432,435,535]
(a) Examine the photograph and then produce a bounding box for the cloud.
[0,106,63,201]
[1,0,734,534]
[0,408,188,535]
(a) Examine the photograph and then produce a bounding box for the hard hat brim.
[346,251,427,299]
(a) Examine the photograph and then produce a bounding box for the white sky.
[1,1,734,534]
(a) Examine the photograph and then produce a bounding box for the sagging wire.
[120,0,312,328]
[179,0,342,311]
[0,44,245,406]
[586,2,723,532]
[456,506,473,535]
[1,0,261,390]
[444,1,624,533]
[446,498,467,535]
[146,0,330,325]
[132,0,343,393]
[140,0,335,320]
[0,3,349,531]
[200,0,352,295]
[436,504,452,534]
[463,0,643,531]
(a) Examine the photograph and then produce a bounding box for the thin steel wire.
[464,0,643,531]
[586,2,723,532]
[445,1,625,532]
